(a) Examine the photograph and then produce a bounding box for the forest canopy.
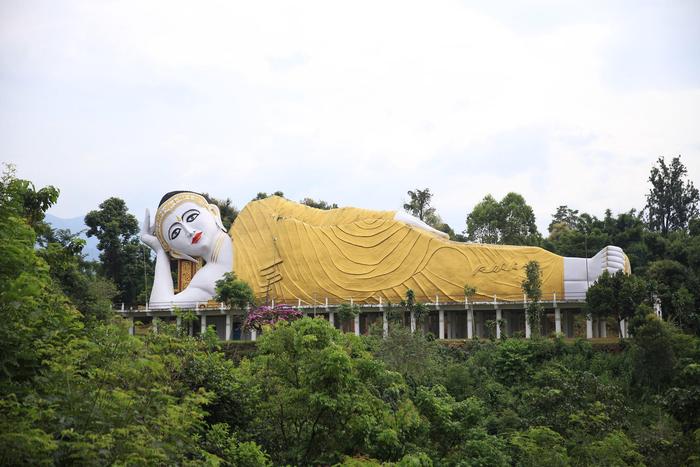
[1,157,699,465]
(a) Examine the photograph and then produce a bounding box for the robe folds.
[230,196,564,304]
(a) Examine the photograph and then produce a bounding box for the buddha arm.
[149,248,212,308]
[393,211,449,239]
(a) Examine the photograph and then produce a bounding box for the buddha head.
[154,191,226,262]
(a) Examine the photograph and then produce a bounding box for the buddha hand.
[140,209,163,253]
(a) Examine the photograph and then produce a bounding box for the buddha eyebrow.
[182,208,199,217]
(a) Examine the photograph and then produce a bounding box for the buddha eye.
[185,212,199,223]
[170,227,181,240]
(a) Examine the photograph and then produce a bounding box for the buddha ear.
[208,203,226,231]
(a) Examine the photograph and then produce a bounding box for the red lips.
[191,231,202,244]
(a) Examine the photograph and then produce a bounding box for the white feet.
[589,246,627,277]
[563,246,629,299]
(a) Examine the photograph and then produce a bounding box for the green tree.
[466,192,541,245]
[630,313,679,393]
[403,188,437,223]
[579,431,644,466]
[85,197,152,305]
[522,261,544,337]
[203,193,239,231]
[414,385,488,458]
[253,190,284,201]
[300,197,339,210]
[465,194,501,243]
[336,302,360,322]
[510,426,569,467]
[646,259,699,329]
[239,318,419,465]
[663,361,700,432]
[586,271,648,337]
[375,326,444,389]
[200,423,272,466]
[402,187,460,237]
[401,289,428,326]
[548,205,581,233]
[38,228,117,321]
[645,155,699,236]
[544,211,611,258]
[464,284,477,305]
[1,171,218,464]
[0,163,59,233]
[215,272,256,309]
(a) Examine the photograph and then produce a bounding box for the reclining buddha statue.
[140,191,630,308]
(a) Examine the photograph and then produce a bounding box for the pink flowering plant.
[244,304,304,331]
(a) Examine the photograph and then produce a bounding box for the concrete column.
[382,311,388,337]
[225,314,232,341]
[410,311,416,333]
[201,314,207,335]
[586,316,593,339]
[251,328,257,341]
[554,308,561,334]
[152,318,158,334]
[129,317,135,335]
[467,308,474,339]
[176,315,182,331]
[325,298,333,327]
[354,314,360,336]
[525,310,531,339]
[495,308,502,339]
[438,309,445,339]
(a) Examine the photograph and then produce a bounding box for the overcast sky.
[2,0,699,234]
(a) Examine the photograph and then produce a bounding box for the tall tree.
[253,191,284,201]
[466,192,541,245]
[38,228,117,321]
[85,197,151,306]
[645,156,699,235]
[300,197,338,210]
[0,163,59,234]
[548,205,581,233]
[203,193,239,231]
[586,271,648,336]
[522,261,544,337]
[404,188,437,223]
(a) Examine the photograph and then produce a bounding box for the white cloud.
[1,0,698,236]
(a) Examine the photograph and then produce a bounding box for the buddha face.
[160,200,221,259]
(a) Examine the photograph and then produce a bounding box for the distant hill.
[45,214,100,260]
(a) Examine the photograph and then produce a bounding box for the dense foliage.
[466,192,541,246]
[2,156,700,465]
[215,271,256,310]
[85,197,153,306]
[458,156,700,334]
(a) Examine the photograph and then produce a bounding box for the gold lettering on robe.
[472,262,525,275]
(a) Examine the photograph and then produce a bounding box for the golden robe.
[229,196,564,304]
